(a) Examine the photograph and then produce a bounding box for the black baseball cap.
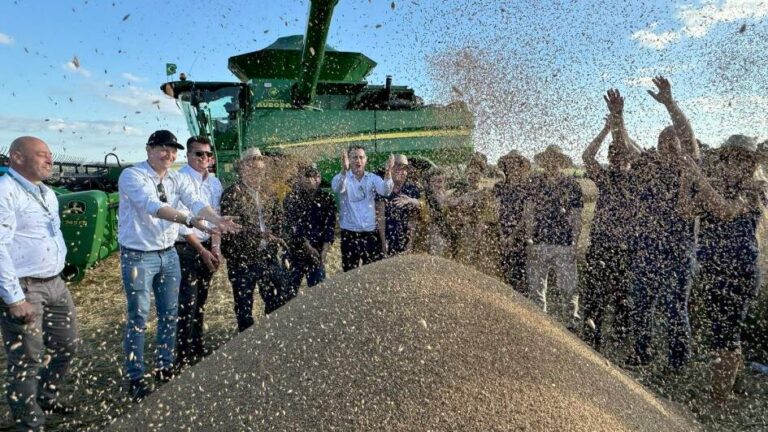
[147,130,184,150]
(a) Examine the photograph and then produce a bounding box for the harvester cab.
[161,0,474,186]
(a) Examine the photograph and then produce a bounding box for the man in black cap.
[117,130,239,401]
[283,163,337,289]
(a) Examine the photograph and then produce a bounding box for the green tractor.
[160,0,474,185]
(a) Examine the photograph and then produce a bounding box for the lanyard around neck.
[7,171,52,216]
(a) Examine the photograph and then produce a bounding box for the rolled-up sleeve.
[119,168,169,217]
[373,175,394,197]
[331,172,347,194]
[177,175,208,215]
[0,190,25,304]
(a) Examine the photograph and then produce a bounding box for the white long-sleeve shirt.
[176,165,223,243]
[118,161,208,251]
[0,168,67,304]
[331,170,393,232]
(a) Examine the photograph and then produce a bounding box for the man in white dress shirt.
[174,136,223,367]
[0,136,78,431]
[331,145,394,271]
[118,130,238,401]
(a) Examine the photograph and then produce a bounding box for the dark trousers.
[175,242,214,366]
[340,230,382,272]
[499,242,527,294]
[699,256,760,350]
[288,255,326,289]
[227,258,293,332]
[630,243,693,369]
[0,276,78,432]
[581,242,631,350]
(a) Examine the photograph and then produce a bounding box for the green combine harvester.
[161,0,474,184]
[2,0,473,282]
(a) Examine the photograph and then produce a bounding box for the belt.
[120,245,175,254]
[20,273,61,284]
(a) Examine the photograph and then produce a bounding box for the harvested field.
[108,255,699,432]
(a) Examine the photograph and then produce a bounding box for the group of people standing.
[0,75,764,430]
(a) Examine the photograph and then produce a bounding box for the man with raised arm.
[625,77,700,371]
[0,136,78,431]
[118,130,239,401]
[580,90,637,351]
[332,146,394,271]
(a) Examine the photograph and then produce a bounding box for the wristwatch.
[184,214,195,228]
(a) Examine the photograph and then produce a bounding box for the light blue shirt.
[0,168,67,304]
[118,161,207,251]
[332,171,393,232]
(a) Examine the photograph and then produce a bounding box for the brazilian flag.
[165,63,177,75]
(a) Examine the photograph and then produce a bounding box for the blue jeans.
[630,241,693,369]
[120,246,181,381]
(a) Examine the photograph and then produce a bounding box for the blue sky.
[1,0,766,163]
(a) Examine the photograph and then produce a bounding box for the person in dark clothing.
[220,148,291,331]
[526,145,583,328]
[493,150,532,294]
[423,167,458,257]
[580,90,641,351]
[283,164,337,289]
[679,134,767,408]
[377,155,422,256]
[625,76,700,371]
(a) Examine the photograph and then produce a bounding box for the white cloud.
[679,0,768,38]
[632,0,768,49]
[62,62,92,78]
[121,72,145,82]
[104,85,182,116]
[0,32,12,45]
[625,76,656,88]
[631,23,681,50]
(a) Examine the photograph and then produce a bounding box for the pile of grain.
[108,255,700,431]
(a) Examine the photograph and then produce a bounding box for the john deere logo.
[64,201,86,215]
[268,87,279,98]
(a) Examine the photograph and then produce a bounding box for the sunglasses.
[193,151,214,158]
[156,183,168,203]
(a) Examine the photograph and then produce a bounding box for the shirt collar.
[7,167,44,193]
[180,164,209,182]
[140,160,178,181]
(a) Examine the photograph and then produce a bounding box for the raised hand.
[647,76,673,105]
[393,195,418,208]
[385,154,395,172]
[341,150,349,172]
[603,88,624,115]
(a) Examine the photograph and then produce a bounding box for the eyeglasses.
[156,183,168,203]
[193,151,214,158]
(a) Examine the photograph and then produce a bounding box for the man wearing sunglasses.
[117,130,239,402]
[332,146,394,271]
[173,137,223,368]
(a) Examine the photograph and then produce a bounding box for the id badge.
[48,220,58,237]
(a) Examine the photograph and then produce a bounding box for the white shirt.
[331,170,393,232]
[0,168,67,304]
[118,161,208,251]
[176,164,223,243]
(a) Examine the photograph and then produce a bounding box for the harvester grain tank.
[161,0,474,184]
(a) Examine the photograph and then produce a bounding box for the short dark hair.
[348,144,366,154]
[186,136,211,149]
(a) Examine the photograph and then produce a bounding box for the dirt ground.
[0,177,766,430]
